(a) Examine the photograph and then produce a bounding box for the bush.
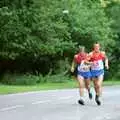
[1,72,71,85]
[1,73,39,85]
[53,58,71,74]
[104,70,113,80]
[43,73,70,83]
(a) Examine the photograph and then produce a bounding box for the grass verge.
[0,80,120,94]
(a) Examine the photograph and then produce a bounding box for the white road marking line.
[0,105,24,112]
[32,100,51,105]
[58,96,73,100]
[104,113,111,119]
[51,94,57,97]
[32,96,73,105]
[94,116,104,120]
[1,89,77,97]
[93,113,112,120]
[0,96,74,111]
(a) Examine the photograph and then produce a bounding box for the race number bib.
[91,60,104,70]
[78,63,90,72]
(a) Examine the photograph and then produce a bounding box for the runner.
[71,46,92,105]
[89,43,109,105]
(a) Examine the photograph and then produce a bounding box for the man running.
[71,46,92,105]
[89,43,109,105]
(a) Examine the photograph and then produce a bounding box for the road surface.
[0,86,120,120]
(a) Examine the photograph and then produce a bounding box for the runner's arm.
[71,61,75,72]
[71,55,77,72]
[102,51,109,69]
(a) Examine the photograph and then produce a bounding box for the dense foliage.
[0,0,119,84]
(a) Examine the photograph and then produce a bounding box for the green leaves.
[0,0,33,8]
[0,1,75,60]
[0,0,117,77]
[65,0,113,48]
[104,1,120,78]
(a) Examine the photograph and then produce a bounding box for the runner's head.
[93,42,100,52]
[79,46,85,53]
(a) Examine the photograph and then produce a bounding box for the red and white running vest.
[90,51,105,70]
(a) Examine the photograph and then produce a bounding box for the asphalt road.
[0,86,120,120]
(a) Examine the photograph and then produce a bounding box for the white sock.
[80,96,84,100]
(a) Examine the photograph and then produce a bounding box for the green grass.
[0,81,77,94]
[0,80,120,94]
[103,80,120,86]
